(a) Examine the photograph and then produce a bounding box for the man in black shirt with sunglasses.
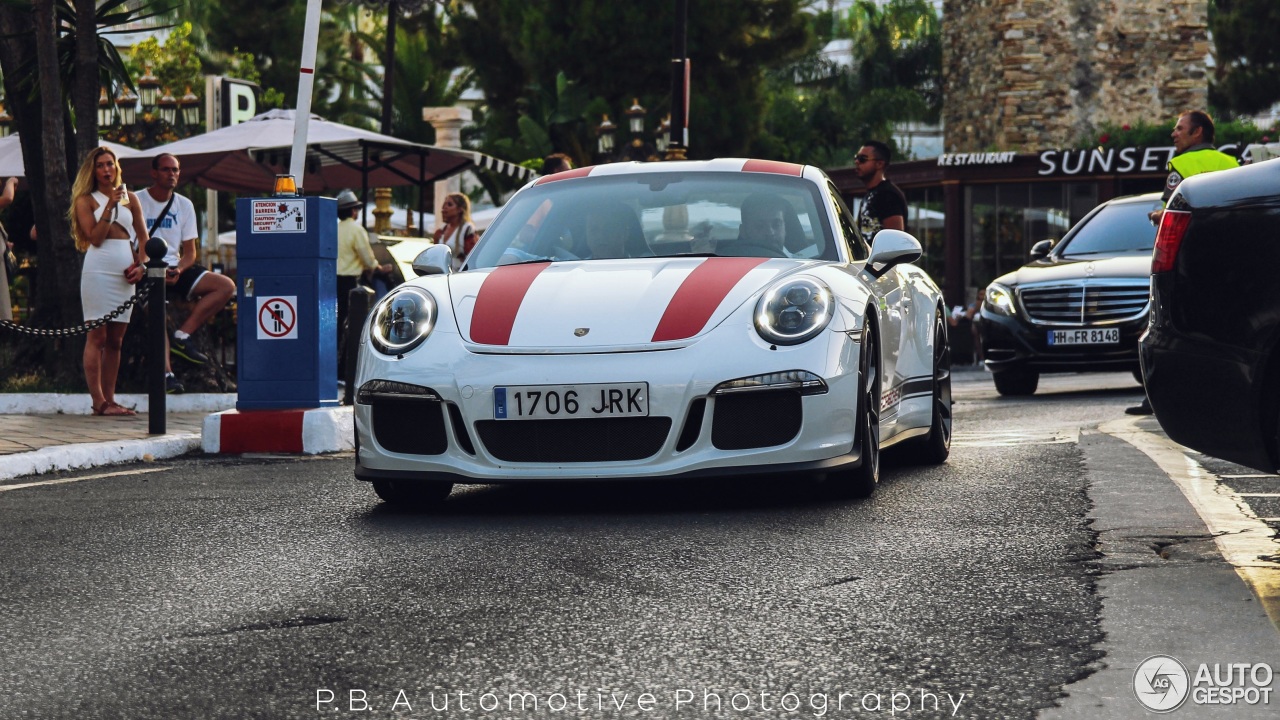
[854,140,907,247]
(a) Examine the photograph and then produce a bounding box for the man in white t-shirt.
[137,153,235,389]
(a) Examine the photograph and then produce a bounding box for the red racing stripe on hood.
[651,257,769,342]
[470,263,551,345]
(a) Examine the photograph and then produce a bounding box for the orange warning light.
[273,174,298,196]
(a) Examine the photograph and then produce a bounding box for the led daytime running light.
[712,370,828,396]
[754,277,834,346]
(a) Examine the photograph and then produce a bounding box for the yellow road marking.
[1100,416,1280,631]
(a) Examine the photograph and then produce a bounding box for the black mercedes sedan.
[980,193,1162,395]
[1140,159,1280,472]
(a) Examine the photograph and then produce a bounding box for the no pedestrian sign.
[257,296,298,340]
[251,199,307,233]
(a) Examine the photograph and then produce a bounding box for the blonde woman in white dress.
[71,147,149,416]
[432,192,476,271]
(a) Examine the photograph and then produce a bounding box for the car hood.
[446,257,805,350]
[995,253,1151,287]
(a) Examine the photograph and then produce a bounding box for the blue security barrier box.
[235,195,338,410]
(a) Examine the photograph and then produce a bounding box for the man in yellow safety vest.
[1147,110,1239,226]
[1130,110,1239,415]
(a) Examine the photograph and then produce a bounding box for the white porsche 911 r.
[353,159,951,506]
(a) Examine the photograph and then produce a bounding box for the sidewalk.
[0,393,236,482]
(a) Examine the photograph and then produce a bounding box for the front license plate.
[1047,328,1120,346]
[493,383,649,420]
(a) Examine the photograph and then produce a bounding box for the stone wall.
[942,0,1209,152]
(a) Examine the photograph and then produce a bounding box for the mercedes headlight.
[371,287,437,355]
[984,283,1017,316]
[754,277,833,346]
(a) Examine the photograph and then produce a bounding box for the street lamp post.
[596,101,664,164]
[100,81,202,149]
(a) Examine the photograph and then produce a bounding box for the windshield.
[467,172,837,269]
[1056,198,1160,257]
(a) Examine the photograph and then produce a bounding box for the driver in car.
[723,193,790,257]
[583,203,637,259]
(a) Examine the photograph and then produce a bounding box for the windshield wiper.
[495,257,556,267]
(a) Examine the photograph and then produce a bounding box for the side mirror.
[1030,239,1054,261]
[865,229,922,279]
[412,244,453,276]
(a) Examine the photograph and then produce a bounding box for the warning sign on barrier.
[251,199,307,233]
[257,296,298,339]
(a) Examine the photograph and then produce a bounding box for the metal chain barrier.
[0,282,154,337]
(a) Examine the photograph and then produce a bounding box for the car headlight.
[754,277,833,346]
[984,283,1017,316]
[370,287,437,355]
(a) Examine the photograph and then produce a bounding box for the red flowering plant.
[1078,118,1270,153]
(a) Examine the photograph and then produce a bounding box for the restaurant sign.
[937,152,1017,166]
[1038,144,1243,176]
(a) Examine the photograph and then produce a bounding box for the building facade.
[942,0,1210,152]
[833,0,1214,306]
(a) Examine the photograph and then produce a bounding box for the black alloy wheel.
[901,311,952,464]
[828,320,880,498]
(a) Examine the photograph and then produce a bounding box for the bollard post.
[343,285,375,405]
[145,237,168,435]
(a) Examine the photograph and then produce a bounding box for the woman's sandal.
[92,401,107,416]
[101,401,136,417]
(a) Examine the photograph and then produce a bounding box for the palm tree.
[0,0,160,383]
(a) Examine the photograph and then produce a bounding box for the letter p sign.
[226,82,257,126]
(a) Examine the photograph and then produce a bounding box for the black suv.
[980,193,1161,395]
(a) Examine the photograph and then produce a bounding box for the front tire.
[372,478,453,508]
[826,321,880,498]
[993,367,1038,396]
[901,311,952,464]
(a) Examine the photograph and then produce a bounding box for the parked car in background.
[980,193,1162,395]
[1140,159,1280,472]
[352,159,952,507]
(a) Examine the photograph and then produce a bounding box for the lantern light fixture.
[596,114,617,155]
[158,88,178,126]
[625,98,647,134]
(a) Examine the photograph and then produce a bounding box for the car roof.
[530,158,815,186]
[1102,192,1163,206]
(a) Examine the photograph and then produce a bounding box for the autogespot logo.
[1134,655,1191,713]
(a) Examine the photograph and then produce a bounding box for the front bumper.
[353,326,865,483]
[1141,326,1274,473]
[980,310,1146,374]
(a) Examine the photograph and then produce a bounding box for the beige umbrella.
[117,109,532,193]
[0,133,136,181]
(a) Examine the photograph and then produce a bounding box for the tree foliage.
[1209,0,1280,117]
[451,0,811,166]
[754,0,941,167]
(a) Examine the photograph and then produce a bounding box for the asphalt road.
[0,370,1275,720]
